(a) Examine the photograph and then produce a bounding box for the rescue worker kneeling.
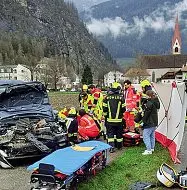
[103,82,126,153]
[78,109,100,140]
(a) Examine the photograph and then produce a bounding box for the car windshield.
[0,82,46,108]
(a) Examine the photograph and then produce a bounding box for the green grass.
[78,143,172,190]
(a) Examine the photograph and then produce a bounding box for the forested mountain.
[81,0,187,58]
[0,0,114,82]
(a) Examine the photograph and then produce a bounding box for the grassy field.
[79,143,172,190]
[48,92,80,111]
[48,93,172,190]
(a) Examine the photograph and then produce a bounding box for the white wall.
[16,64,31,81]
[146,68,180,82]
[0,64,31,81]
[104,71,124,86]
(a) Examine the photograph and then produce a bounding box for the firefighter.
[88,85,104,120]
[123,80,137,132]
[66,107,78,144]
[78,109,100,141]
[80,92,93,113]
[78,84,88,106]
[103,82,126,153]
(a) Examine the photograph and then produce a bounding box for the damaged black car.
[0,80,67,168]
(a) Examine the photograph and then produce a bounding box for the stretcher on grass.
[28,140,111,190]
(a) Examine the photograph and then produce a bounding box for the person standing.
[80,92,93,113]
[103,82,126,153]
[78,84,88,106]
[88,85,104,121]
[123,80,137,132]
[142,90,160,155]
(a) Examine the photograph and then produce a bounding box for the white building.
[57,76,72,89]
[34,62,74,89]
[141,16,186,83]
[34,63,50,82]
[0,64,31,81]
[104,71,125,87]
[161,64,187,84]
[124,68,150,84]
[72,74,80,86]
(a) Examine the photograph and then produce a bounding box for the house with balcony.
[0,64,31,81]
[160,64,187,83]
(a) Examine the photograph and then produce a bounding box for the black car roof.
[0,80,26,85]
[0,80,43,86]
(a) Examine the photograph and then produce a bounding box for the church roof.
[140,54,187,69]
[172,15,181,48]
[124,67,150,77]
[161,71,175,80]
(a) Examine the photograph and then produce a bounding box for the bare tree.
[48,56,65,91]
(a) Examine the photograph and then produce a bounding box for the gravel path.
[0,167,31,190]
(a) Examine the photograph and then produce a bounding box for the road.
[0,144,123,190]
[0,167,31,190]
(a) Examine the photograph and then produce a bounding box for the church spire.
[172,15,181,55]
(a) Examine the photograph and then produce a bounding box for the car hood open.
[0,80,54,125]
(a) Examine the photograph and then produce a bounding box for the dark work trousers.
[106,122,123,149]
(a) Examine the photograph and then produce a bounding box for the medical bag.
[123,132,141,147]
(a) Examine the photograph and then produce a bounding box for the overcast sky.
[64,0,108,11]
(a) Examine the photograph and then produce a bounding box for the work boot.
[109,147,115,153]
[116,142,123,150]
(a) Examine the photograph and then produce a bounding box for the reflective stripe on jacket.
[124,86,137,111]
[103,94,125,125]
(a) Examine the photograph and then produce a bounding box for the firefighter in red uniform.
[78,109,100,140]
[103,82,126,153]
[123,80,138,132]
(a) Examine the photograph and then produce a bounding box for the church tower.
[172,15,181,55]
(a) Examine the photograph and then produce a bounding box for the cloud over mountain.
[87,0,187,38]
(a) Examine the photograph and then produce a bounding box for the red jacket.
[124,86,137,111]
[78,114,99,139]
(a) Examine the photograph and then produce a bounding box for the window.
[0,68,4,73]
[6,68,12,73]
[175,47,179,53]
[14,77,17,80]
[13,69,17,73]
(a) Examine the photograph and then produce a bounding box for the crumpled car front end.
[0,81,67,168]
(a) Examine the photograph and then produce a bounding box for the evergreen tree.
[81,65,93,85]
